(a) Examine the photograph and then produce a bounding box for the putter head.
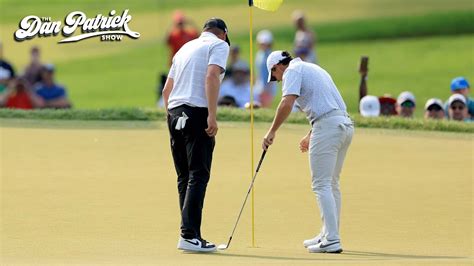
[217,244,228,250]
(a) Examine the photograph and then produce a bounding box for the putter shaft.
[221,150,267,250]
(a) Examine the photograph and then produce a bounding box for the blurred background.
[0,0,473,116]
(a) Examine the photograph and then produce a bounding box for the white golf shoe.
[177,237,217,252]
[307,239,343,253]
[303,234,322,248]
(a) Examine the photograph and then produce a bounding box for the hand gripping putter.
[217,149,267,250]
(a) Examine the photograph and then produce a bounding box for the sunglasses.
[427,105,442,112]
[401,101,415,108]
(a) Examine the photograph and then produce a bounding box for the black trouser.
[167,104,215,239]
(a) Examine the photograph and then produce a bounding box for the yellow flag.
[251,0,283,12]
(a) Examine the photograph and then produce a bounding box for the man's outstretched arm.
[262,95,297,150]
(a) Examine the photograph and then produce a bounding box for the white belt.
[312,110,349,125]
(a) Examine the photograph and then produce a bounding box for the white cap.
[397,91,416,105]
[266,50,290,83]
[359,95,381,117]
[424,98,444,110]
[448,94,466,106]
[44,63,55,72]
[256,30,273,45]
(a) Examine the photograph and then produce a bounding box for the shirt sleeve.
[168,62,176,79]
[209,42,230,72]
[282,69,302,97]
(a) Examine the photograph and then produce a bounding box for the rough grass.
[43,33,473,115]
[0,1,473,118]
[1,108,473,133]
[266,11,474,43]
[2,0,473,24]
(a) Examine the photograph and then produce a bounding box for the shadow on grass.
[183,249,470,262]
[342,250,469,260]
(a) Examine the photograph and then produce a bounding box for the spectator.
[35,64,71,109]
[219,61,258,108]
[445,77,474,119]
[255,30,277,108]
[396,91,416,118]
[359,95,380,117]
[379,95,397,116]
[292,10,317,64]
[424,98,444,120]
[23,46,43,85]
[0,41,16,106]
[5,78,44,109]
[166,10,199,66]
[447,94,470,122]
[225,45,241,78]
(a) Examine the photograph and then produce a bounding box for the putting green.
[1,119,472,265]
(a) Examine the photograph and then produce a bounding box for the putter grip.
[256,150,267,172]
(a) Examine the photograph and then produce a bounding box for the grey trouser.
[309,113,354,241]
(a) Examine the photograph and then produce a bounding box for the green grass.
[53,33,473,117]
[0,108,161,121]
[1,108,473,133]
[1,1,473,118]
[55,41,165,108]
[266,11,474,43]
[17,11,471,115]
[0,0,231,24]
[2,0,473,24]
[0,0,160,23]
[318,34,474,116]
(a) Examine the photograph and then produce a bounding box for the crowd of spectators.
[359,77,473,122]
[0,43,71,109]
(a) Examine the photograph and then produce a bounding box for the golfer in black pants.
[162,18,230,252]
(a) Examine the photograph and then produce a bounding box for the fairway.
[0,120,472,265]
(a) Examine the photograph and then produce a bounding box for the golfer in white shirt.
[262,51,353,253]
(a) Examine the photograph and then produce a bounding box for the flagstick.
[248,2,256,248]
[246,0,282,249]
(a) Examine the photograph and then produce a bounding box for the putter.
[217,149,268,250]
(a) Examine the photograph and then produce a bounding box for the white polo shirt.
[282,58,347,124]
[167,32,230,109]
